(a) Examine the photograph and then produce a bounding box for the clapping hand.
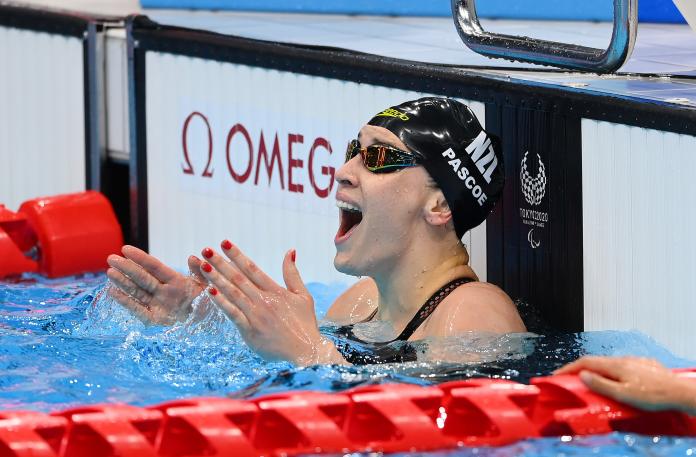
[198,241,345,366]
[106,245,206,325]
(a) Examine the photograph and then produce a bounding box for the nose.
[335,155,361,188]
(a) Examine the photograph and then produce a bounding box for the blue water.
[381,434,696,456]
[1,274,695,456]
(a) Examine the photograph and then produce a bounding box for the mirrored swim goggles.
[345,139,422,173]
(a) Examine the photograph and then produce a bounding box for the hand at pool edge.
[555,356,696,415]
[106,245,206,325]
[200,241,348,367]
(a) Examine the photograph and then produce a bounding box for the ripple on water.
[0,274,692,414]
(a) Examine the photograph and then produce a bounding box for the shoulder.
[418,281,526,338]
[324,277,378,324]
[449,281,514,306]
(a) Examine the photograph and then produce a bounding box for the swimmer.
[555,356,696,415]
[106,97,526,365]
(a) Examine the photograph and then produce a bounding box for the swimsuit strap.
[357,277,475,340]
[392,277,474,341]
[330,277,475,364]
[359,307,378,323]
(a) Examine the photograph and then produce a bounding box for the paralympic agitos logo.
[520,151,547,206]
[518,150,548,249]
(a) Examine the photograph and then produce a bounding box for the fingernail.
[579,371,592,383]
[221,239,232,250]
[291,249,296,262]
[202,247,214,259]
[201,262,212,273]
[209,287,218,296]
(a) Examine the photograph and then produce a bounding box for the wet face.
[333,125,434,277]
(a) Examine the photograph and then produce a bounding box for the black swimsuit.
[327,277,475,365]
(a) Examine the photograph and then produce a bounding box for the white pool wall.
[0,26,86,210]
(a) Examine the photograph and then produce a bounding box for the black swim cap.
[367,97,504,240]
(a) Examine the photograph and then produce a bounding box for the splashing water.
[0,274,692,416]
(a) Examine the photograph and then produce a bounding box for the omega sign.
[519,151,549,249]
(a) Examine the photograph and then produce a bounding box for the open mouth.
[336,200,363,242]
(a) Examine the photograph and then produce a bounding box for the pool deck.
[12,0,696,108]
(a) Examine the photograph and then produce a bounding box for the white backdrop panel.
[146,53,486,285]
[0,27,86,210]
[582,119,696,358]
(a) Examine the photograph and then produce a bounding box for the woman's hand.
[199,241,346,366]
[555,356,696,415]
[106,245,206,325]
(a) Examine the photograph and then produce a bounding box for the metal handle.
[451,0,637,73]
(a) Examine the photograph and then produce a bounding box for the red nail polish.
[201,262,212,273]
[209,287,218,296]
[291,249,296,262]
[202,247,214,259]
[221,239,232,250]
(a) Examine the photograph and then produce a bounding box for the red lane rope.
[1,191,122,279]
[1,372,695,456]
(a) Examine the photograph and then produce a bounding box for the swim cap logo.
[464,130,498,184]
[374,108,409,121]
[441,147,488,207]
[520,151,546,206]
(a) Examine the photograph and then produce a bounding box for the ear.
[423,190,453,227]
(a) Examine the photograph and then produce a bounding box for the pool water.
[377,434,696,456]
[1,274,695,456]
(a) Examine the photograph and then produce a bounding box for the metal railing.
[451,0,637,73]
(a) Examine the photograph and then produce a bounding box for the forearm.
[672,378,696,415]
[294,337,350,367]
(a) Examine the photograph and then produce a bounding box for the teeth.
[336,200,361,213]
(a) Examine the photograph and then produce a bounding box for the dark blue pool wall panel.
[485,106,583,333]
[139,0,685,23]
[127,23,149,251]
